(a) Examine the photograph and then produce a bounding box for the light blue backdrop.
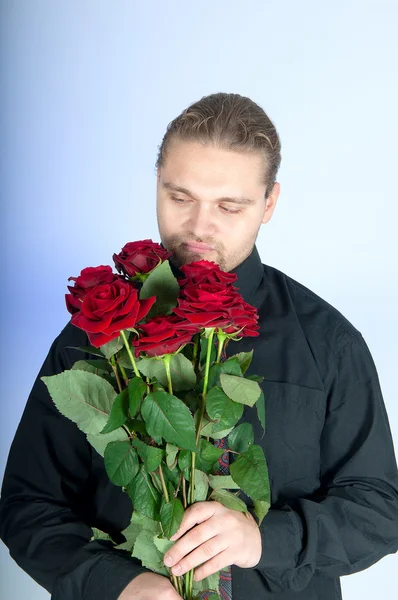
[1,1,397,599]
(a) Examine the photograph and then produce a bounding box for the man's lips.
[184,242,215,252]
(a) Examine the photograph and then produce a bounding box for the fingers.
[169,534,228,576]
[165,517,222,570]
[170,501,217,541]
[194,549,231,582]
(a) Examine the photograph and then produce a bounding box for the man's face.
[156,140,279,272]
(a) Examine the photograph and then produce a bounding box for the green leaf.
[208,475,240,490]
[206,386,244,430]
[166,482,174,500]
[141,390,197,451]
[193,469,209,501]
[132,438,164,472]
[104,440,139,486]
[168,353,197,391]
[150,470,163,494]
[153,535,174,556]
[132,529,168,575]
[166,443,179,469]
[178,449,191,479]
[162,464,180,487]
[233,350,254,375]
[71,359,110,376]
[90,527,114,543]
[128,377,147,417]
[192,571,220,595]
[160,498,184,538]
[246,373,264,383]
[115,346,137,370]
[116,511,161,551]
[100,387,129,434]
[220,374,262,407]
[253,499,270,526]
[137,354,196,392]
[229,445,270,501]
[183,389,200,414]
[41,370,116,435]
[100,334,127,359]
[228,422,254,453]
[140,260,179,317]
[86,427,128,457]
[127,418,147,436]
[211,489,248,513]
[197,439,223,473]
[126,465,161,520]
[207,357,242,389]
[256,390,266,431]
[135,357,162,381]
[200,414,234,440]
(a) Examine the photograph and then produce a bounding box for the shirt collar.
[229,245,264,305]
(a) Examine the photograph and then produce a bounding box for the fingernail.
[172,564,181,574]
[164,555,172,566]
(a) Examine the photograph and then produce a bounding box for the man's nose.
[187,204,216,238]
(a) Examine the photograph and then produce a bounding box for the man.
[1,92,398,600]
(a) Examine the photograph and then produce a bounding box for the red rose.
[178,260,238,287]
[113,239,171,278]
[173,282,259,337]
[70,279,156,347]
[65,265,117,314]
[134,315,198,357]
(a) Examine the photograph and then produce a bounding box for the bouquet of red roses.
[42,239,270,600]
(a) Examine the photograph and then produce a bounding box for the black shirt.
[1,245,398,600]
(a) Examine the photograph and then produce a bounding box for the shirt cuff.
[254,507,303,571]
[84,551,148,600]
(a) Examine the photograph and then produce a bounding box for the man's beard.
[162,233,228,271]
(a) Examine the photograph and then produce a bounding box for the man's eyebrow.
[162,181,255,205]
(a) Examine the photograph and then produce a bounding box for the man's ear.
[262,182,280,224]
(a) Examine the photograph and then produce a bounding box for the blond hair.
[155,92,281,199]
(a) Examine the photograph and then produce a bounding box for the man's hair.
[155,92,281,200]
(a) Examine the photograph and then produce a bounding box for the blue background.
[1,1,397,598]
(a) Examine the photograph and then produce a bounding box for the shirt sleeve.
[0,322,149,600]
[253,333,398,593]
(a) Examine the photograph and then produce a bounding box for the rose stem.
[192,332,200,371]
[194,328,215,446]
[188,328,216,599]
[110,356,123,393]
[118,363,129,386]
[120,330,141,378]
[159,466,182,595]
[158,464,169,503]
[182,477,187,508]
[163,353,173,395]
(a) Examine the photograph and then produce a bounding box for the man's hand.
[163,501,262,582]
[117,572,181,599]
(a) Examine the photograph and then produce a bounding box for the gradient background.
[1,1,397,598]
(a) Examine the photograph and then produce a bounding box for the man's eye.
[220,206,242,214]
[171,196,241,214]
